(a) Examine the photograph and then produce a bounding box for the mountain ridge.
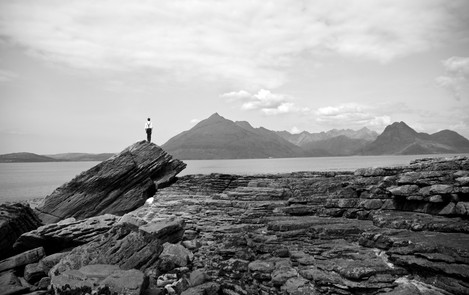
[360,121,469,155]
[162,113,469,159]
[3,114,469,161]
[162,113,308,159]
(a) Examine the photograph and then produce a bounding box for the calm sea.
[1,154,467,204]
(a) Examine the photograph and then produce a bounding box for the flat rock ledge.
[35,141,186,224]
[0,155,468,295]
[129,155,469,295]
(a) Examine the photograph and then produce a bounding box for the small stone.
[439,202,455,215]
[388,185,419,196]
[454,202,469,215]
[271,267,298,286]
[37,277,51,290]
[180,282,220,295]
[100,269,147,295]
[429,184,453,195]
[159,243,194,267]
[456,176,469,186]
[360,199,383,210]
[429,195,444,203]
[406,195,423,201]
[248,260,275,273]
[182,240,201,250]
[281,277,310,295]
[39,252,69,275]
[187,269,209,287]
[24,262,46,284]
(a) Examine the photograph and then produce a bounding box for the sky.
[0,0,468,154]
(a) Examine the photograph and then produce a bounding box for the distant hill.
[0,152,60,163]
[301,135,373,156]
[4,118,468,162]
[0,152,114,163]
[360,122,469,155]
[46,153,114,162]
[162,113,308,159]
[277,127,378,146]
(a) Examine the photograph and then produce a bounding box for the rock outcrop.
[128,156,469,295]
[0,203,42,259]
[1,155,468,295]
[35,141,186,223]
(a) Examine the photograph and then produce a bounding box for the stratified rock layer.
[0,203,42,259]
[35,141,186,223]
[13,214,119,254]
[2,155,467,295]
[130,156,469,295]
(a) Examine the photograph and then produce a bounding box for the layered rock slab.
[51,218,185,276]
[13,214,119,253]
[0,203,42,259]
[35,141,186,223]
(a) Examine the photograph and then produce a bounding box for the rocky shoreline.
[1,142,468,295]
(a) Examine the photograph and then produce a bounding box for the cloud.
[0,0,466,89]
[436,56,469,100]
[290,126,302,134]
[0,69,19,82]
[315,103,391,128]
[190,118,201,124]
[223,89,310,115]
[221,90,252,100]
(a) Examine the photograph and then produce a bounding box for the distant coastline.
[0,152,115,163]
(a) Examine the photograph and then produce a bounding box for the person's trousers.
[146,129,152,142]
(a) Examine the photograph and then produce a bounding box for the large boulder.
[13,214,119,254]
[0,203,42,259]
[50,264,147,295]
[35,141,186,223]
[50,218,185,276]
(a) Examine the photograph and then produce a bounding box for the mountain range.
[161,113,469,159]
[2,113,469,162]
[162,113,309,159]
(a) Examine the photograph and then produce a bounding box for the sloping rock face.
[129,156,469,294]
[35,141,186,223]
[0,203,42,259]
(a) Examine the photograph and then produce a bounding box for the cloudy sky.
[1,0,468,154]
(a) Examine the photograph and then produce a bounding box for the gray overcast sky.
[1,0,468,154]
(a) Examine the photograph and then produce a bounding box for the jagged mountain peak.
[162,114,469,158]
[379,121,420,141]
[162,113,307,159]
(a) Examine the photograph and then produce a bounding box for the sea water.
[1,154,467,204]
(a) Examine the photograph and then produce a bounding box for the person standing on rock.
[145,118,153,142]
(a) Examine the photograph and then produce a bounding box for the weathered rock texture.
[50,218,185,276]
[129,156,469,295]
[2,155,468,295]
[13,214,119,254]
[35,141,186,223]
[0,203,42,259]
